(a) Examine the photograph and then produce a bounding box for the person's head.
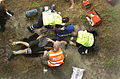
[53,41,60,51]
[71,31,78,37]
[53,41,67,51]
[62,17,69,23]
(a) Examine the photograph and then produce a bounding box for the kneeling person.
[41,38,67,67]
[70,30,97,54]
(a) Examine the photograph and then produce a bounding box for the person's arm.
[44,47,53,50]
[69,41,76,46]
[72,42,76,46]
[62,48,67,58]
[37,34,47,40]
[41,51,49,65]
[60,41,67,45]
[46,38,55,43]
[12,41,30,47]
[37,35,44,40]
[59,43,67,58]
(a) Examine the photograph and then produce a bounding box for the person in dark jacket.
[0,4,14,32]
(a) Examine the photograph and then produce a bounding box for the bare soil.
[0,0,120,79]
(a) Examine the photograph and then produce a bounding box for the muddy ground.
[0,0,120,79]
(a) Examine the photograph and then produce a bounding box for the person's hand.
[61,27,65,30]
[70,37,74,40]
[58,12,61,15]
[12,42,17,46]
[46,38,52,41]
[44,51,49,55]
[69,41,74,45]
[46,38,50,41]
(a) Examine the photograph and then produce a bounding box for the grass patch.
[119,56,120,59]
[0,77,11,79]
[80,14,87,23]
[66,14,70,17]
[105,56,115,66]
[30,2,40,8]
[100,8,119,22]
[101,33,109,41]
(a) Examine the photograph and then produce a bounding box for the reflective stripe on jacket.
[47,48,64,67]
[42,11,62,26]
[76,30,94,47]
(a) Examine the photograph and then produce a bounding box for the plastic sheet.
[71,67,85,79]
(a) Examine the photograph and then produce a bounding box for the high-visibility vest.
[76,30,94,47]
[47,48,64,67]
[42,11,62,26]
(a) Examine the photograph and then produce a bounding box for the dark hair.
[62,17,69,23]
[71,31,78,37]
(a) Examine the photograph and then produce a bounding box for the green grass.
[101,34,108,39]
[119,56,120,59]
[105,56,115,66]
[0,77,11,79]
[30,2,40,8]
[80,14,87,23]
[101,8,119,22]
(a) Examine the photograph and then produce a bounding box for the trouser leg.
[28,14,43,31]
[13,48,32,55]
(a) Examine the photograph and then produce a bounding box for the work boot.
[7,51,14,61]
[27,26,34,33]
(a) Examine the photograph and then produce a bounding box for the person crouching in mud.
[41,38,67,67]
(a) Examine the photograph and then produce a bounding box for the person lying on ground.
[69,30,97,54]
[41,38,67,67]
[27,9,69,33]
[0,4,14,32]
[54,24,74,37]
[7,31,61,60]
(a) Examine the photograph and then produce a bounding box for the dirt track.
[0,0,120,79]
